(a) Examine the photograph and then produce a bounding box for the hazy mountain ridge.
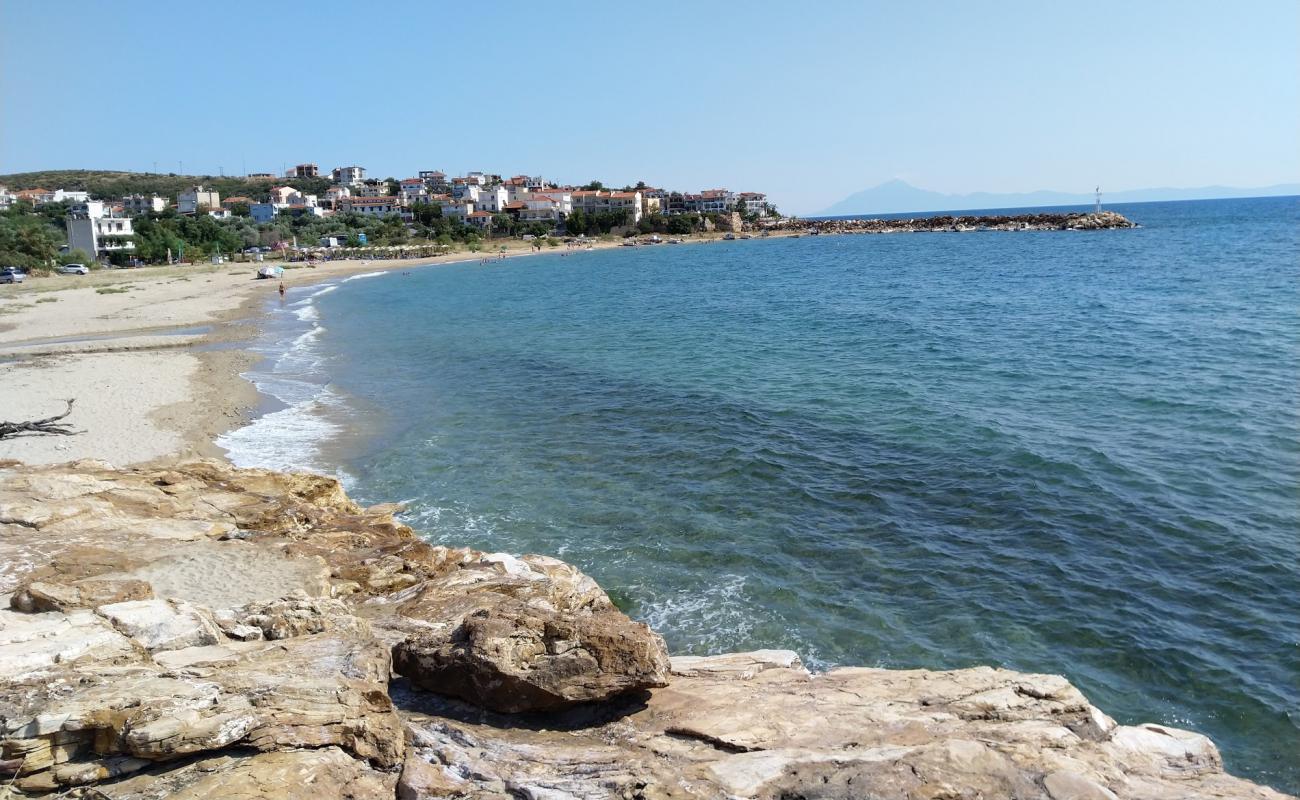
[818,179,1300,216]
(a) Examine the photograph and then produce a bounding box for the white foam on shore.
[217,281,352,479]
[217,393,345,474]
[635,573,756,649]
[342,271,387,283]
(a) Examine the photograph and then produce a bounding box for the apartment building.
[178,186,220,214]
[66,202,134,258]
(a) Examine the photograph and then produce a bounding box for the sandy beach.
[0,235,738,466]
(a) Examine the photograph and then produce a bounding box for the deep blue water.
[224,196,1299,792]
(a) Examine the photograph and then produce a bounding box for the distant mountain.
[817,179,1300,217]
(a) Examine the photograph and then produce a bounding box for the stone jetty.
[0,460,1290,799]
[781,209,1137,235]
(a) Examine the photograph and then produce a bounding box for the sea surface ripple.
[228,197,1300,792]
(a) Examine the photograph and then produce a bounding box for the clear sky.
[2,1,1297,214]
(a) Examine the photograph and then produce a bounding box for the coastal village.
[0,164,774,269]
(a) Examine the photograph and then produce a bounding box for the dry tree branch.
[0,399,81,440]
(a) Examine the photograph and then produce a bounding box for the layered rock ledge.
[0,460,1289,799]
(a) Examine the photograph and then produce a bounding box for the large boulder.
[394,599,669,713]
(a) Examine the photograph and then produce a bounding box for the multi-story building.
[466,210,494,229]
[15,188,55,205]
[250,188,321,223]
[398,178,429,205]
[331,165,366,187]
[19,188,91,205]
[250,202,325,223]
[638,187,667,216]
[66,202,134,259]
[419,171,451,194]
[697,189,735,214]
[178,186,220,214]
[355,181,392,198]
[509,193,571,226]
[472,185,508,213]
[571,190,643,225]
[121,194,167,215]
[321,186,351,210]
[341,196,399,217]
[438,199,473,222]
[0,186,13,208]
[286,163,319,178]
[737,191,768,217]
[268,186,315,205]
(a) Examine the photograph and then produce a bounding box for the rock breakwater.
[785,209,1136,234]
[0,460,1289,798]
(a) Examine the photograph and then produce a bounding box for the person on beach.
[278,282,285,297]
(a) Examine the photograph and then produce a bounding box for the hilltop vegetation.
[0,170,333,203]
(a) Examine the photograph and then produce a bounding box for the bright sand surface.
[0,236,735,466]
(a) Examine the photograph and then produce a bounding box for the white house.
[571,190,643,225]
[121,194,166,215]
[355,182,391,198]
[398,178,429,205]
[466,210,494,229]
[178,186,220,214]
[737,191,768,217]
[512,193,570,225]
[472,185,508,213]
[331,165,366,186]
[341,196,399,217]
[318,186,350,210]
[439,199,473,222]
[0,186,14,208]
[66,203,134,259]
[697,189,735,214]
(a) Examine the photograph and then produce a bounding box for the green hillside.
[0,170,336,202]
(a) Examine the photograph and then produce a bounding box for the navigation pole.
[1095,186,1101,213]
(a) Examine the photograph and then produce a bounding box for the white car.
[58,263,90,275]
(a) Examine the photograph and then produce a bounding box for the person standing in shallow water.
[278,282,285,297]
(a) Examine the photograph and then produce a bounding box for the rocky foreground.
[0,460,1289,799]
[785,210,1137,234]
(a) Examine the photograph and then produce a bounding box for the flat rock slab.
[97,599,222,653]
[79,747,398,800]
[105,541,332,611]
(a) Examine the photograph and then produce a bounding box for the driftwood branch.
[0,399,81,440]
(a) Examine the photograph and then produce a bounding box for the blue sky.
[2,1,1297,214]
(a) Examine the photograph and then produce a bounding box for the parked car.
[58,263,90,275]
[0,267,25,284]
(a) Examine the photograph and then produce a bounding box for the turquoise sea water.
[222,197,1299,792]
